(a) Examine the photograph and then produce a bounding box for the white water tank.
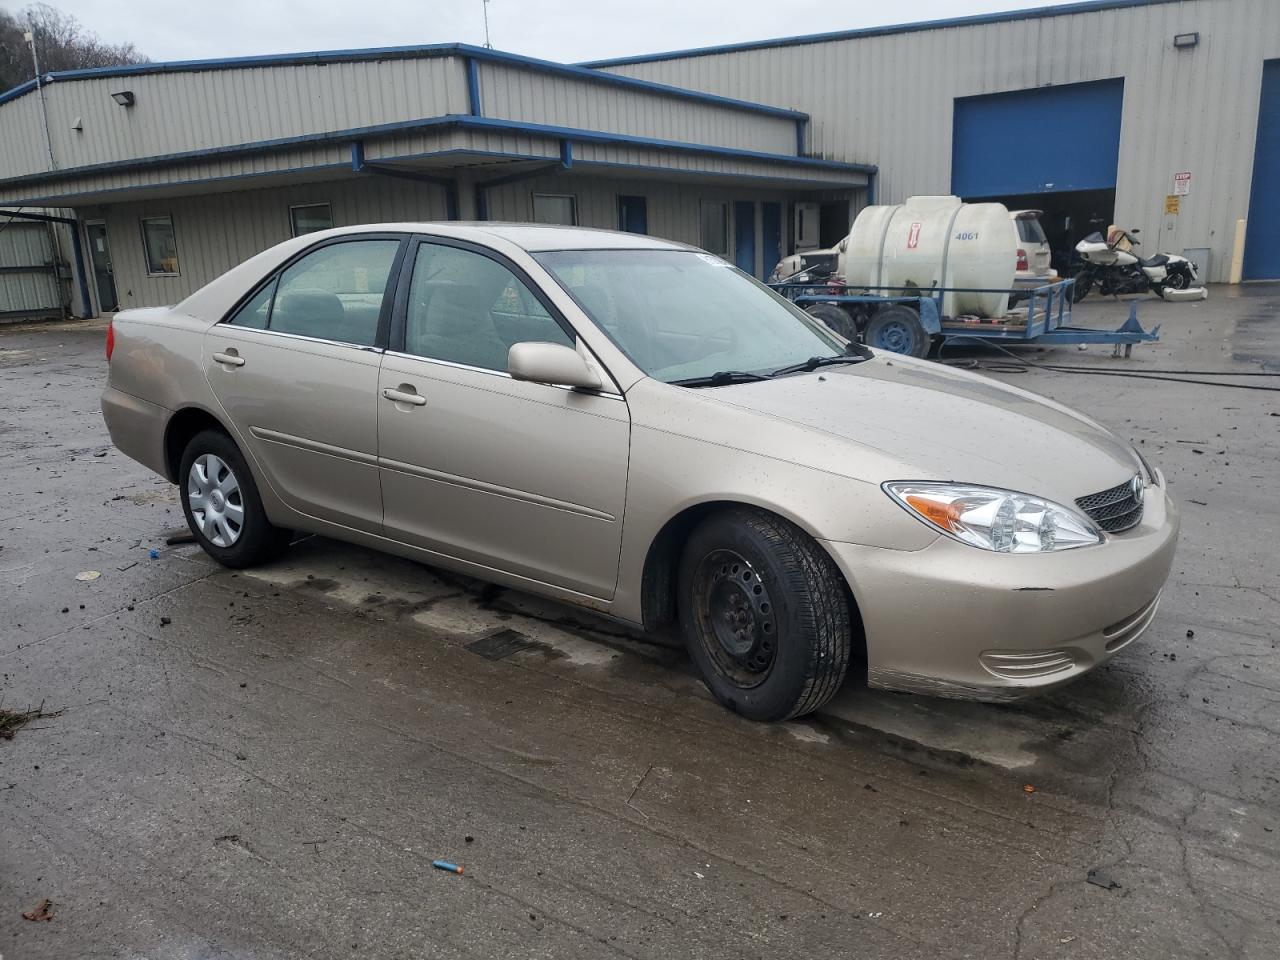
[844,195,1018,318]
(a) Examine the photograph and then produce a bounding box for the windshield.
[1016,218,1048,244]
[534,249,845,384]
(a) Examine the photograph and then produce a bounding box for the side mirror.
[508,341,602,390]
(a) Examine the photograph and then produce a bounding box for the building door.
[762,202,782,277]
[733,201,756,275]
[618,195,647,234]
[1245,60,1280,280]
[84,222,118,313]
[953,79,1124,274]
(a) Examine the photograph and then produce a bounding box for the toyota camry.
[101,223,1178,721]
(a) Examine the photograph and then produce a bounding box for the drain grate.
[467,628,537,661]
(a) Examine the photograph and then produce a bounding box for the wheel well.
[640,501,867,675]
[163,407,229,482]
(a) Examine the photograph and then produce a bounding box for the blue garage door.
[1244,60,1280,280]
[952,79,1124,197]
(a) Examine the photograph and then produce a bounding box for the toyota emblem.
[1130,474,1145,499]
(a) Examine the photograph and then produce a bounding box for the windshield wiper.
[769,352,870,377]
[670,370,771,388]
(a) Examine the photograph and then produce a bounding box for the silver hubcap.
[187,453,244,547]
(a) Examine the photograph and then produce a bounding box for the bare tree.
[0,3,148,93]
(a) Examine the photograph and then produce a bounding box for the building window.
[290,203,334,237]
[699,201,729,256]
[140,215,180,276]
[532,194,577,225]
[618,195,647,235]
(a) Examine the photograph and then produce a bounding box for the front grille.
[1076,477,1144,533]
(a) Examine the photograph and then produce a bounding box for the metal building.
[0,45,870,315]
[586,0,1280,282]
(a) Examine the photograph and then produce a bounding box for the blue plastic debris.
[432,860,464,875]
[149,548,159,559]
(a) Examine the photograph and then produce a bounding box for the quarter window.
[140,215,180,276]
[226,277,276,330]
[532,193,577,226]
[403,243,573,372]
[699,201,729,256]
[290,203,334,237]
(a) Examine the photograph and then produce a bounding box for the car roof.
[319,221,694,252]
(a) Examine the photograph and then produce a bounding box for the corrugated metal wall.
[484,172,790,248]
[1,53,801,189]
[91,171,795,309]
[479,63,796,154]
[0,57,468,181]
[0,219,65,320]
[93,175,450,308]
[600,0,1280,282]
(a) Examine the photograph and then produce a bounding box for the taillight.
[1016,248,1029,271]
[105,319,115,361]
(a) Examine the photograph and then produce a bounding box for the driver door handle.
[212,351,245,367]
[382,387,426,407]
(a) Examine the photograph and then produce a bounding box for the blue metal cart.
[769,278,1161,358]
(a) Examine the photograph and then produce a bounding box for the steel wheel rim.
[692,549,777,688]
[187,453,244,547]
[876,319,914,354]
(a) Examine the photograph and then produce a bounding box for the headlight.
[883,482,1103,553]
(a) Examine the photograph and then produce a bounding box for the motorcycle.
[1072,225,1201,302]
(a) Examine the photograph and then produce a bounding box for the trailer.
[769,277,1161,358]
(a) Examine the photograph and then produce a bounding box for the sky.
[7,0,1071,65]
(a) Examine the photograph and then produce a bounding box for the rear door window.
[224,240,402,345]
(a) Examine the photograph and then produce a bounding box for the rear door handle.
[212,351,245,367]
[382,387,426,407]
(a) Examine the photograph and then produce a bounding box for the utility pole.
[481,0,493,48]
[24,28,57,170]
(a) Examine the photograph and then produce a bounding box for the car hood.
[707,356,1141,503]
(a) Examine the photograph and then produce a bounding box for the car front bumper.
[821,484,1179,701]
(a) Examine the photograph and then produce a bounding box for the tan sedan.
[102,224,1178,721]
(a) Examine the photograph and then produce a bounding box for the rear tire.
[678,508,851,722]
[179,429,290,568]
[804,303,858,342]
[1071,270,1094,302]
[865,304,929,358]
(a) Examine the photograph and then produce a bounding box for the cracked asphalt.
[2,286,1279,959]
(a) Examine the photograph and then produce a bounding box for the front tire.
[678,508,852,722]
[179,429,289,568]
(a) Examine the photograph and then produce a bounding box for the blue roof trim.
[0,42,808,120]
[0,162,353,207]
[2,147,868,208]
[0,113,874,192]
[578,0,1183,67]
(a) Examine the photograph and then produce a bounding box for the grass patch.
[0,703,62,740]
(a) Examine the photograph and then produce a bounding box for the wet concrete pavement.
[2,288,1279,959]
